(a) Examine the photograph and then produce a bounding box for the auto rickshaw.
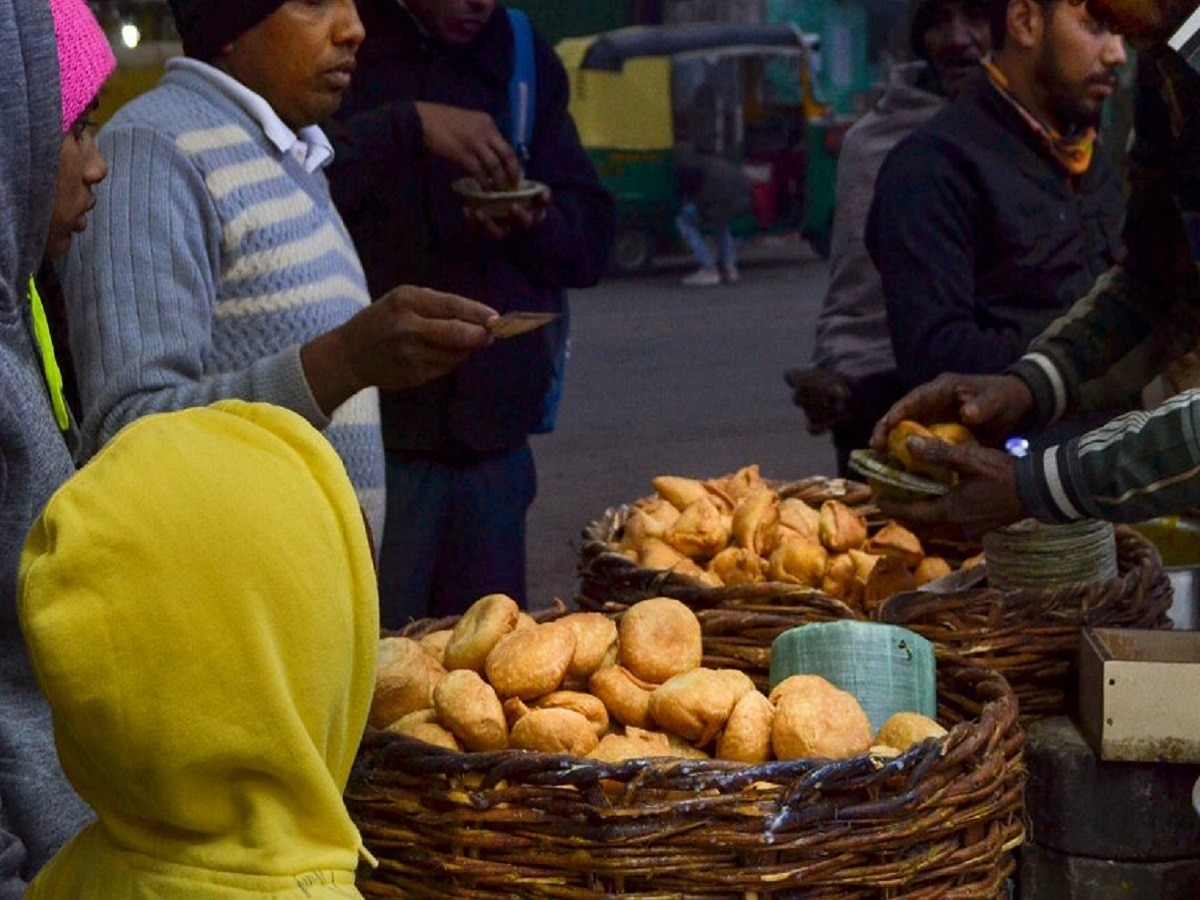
[556,22,854,274]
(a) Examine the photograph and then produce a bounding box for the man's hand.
[302,286,497,414]
[877,439,1027,538]
[869,373,1035,453]
[784,367,852,435]
[465,185,551,240]
[415,101,522,191]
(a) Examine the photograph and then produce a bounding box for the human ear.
[1007,0,1044,49]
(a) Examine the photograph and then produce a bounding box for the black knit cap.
[168,0,290,60]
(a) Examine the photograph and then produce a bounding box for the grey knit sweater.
[59,64,386,539]
[0,0,95,892]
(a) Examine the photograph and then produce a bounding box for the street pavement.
[525,234,838,607]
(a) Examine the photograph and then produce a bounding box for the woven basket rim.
[352,604,1025,898]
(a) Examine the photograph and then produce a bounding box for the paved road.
[525,237,838,607]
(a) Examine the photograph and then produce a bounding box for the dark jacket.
[866,71,1124,390]
[328,2,615,459]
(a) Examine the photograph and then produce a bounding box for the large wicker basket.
[576,477,875,622]
[349,609,1024,898]
[578,479,1172,718]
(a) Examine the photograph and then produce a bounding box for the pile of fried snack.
[614,465,975,615]
[372,594,947,764]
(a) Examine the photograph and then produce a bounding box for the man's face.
[217,0,365,130]
[921,1,994,98]
[404,0,497,46]
[1084,0,1197,46]
[1034,0,1128,131]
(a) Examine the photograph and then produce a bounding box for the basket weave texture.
[348,611,1024,899]
[576,481,1172,719]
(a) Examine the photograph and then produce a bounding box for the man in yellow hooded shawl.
[18,399,379,897]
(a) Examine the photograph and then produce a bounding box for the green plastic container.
[770,620,937,734]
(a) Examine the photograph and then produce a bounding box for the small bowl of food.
[451,177,546,220]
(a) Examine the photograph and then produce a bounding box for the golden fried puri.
[443,593,520,672]
[533,690,611,737]
[509,707,599,756]
[648,668,754,746]
[432,668,508,751]
[913,556,953,586]
[771,675,872,761]
[371,637,447,728]
[589,665,657,729]
[618,597,703,684]
[587,727,672,762]
[417,629,453,665]
[485,621,577,699]
[716,689,775,764]
[874,711,948,751]
[386,720,461,751]
[560,612,619,681]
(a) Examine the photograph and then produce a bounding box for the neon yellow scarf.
[28,275,69,431]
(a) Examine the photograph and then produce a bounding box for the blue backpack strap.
[506,8,536,165]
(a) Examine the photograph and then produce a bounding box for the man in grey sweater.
[59,0,498,546]
[786,0,992,475]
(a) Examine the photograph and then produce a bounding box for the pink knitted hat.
[49,0,117,133]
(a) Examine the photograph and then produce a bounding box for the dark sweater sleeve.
[867,136,1026,388]
[325,99,426,225]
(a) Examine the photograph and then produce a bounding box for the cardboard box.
[1078,628,1200,762]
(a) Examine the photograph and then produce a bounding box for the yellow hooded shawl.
[19,400,378,897]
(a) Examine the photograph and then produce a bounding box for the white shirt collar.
[166,57,335,172]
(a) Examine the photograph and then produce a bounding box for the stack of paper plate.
[769,620,937,734]
[983,518,1117,590]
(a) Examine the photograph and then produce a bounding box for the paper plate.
[451,177,545,217]
[847,449,950,504]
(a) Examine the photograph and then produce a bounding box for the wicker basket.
[578,474,1172,719]
[348,611,1024,899]
[875,524,1172,720]
[576,476,875,622]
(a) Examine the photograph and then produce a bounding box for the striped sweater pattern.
[60,67,385,538]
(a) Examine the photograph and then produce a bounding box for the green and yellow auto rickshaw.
[556,22,855,274]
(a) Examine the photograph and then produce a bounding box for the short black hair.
[986,0,1064,50]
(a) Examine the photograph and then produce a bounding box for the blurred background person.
[787,0,993,475]
[327,0,615,627]
[673,144,753,287]
[865,0,1129,445]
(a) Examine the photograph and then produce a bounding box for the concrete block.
[1019,842,1200,899]
[1025,716,1200,860]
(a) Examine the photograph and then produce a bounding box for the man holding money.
[868,0,1200,538]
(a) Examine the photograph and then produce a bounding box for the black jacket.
[328,2,615,458]
[865,72,1124,390]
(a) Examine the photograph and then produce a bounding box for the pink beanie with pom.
[49,0,116,133]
